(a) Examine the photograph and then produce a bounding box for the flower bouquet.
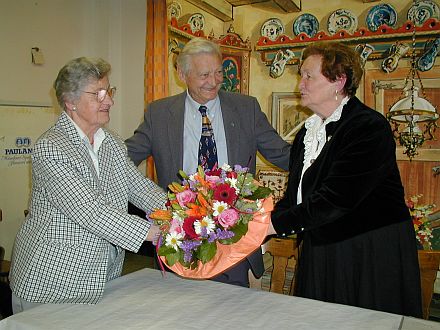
[149,164,273,279]
[406,194,436,250]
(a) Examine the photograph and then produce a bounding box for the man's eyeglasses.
[82,86,116,103]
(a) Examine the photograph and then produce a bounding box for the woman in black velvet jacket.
[269,42,422,318]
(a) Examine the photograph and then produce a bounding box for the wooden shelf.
[255,19,440,66]
[169,17,251,50]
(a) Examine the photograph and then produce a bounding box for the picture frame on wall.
[220,47,250,95]
[271,92,312,142]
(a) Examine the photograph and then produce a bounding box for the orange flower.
[197,193,210,209]
[185,203,207,218]
[149,209,172,220]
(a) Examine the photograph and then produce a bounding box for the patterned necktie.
[198,105,218,171]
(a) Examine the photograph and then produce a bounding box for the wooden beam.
[185,0,233,22]
[226,0,268,5]
[272,0,301,12]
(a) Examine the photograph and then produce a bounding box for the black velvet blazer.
[272,97,411,245]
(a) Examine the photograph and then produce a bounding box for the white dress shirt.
[182,91,228,174]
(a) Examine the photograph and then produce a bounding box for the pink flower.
[176,190,196,207]
[169,218,183,235]
[205,175,221,188]
[218,208,239,228]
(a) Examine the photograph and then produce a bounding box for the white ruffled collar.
[302,97,349,168]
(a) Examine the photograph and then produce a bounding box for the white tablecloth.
[0,268,438,329]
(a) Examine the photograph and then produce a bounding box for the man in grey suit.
[126,38,290,287]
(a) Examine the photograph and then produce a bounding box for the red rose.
[183,217,199,239]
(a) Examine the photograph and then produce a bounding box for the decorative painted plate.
[366,4,397,32]
[293,13,319,37]
[261,18,285,41]
[327,9,358,35]
[167,1,182,20]
[408,0,440,26]
[188,13,205,33]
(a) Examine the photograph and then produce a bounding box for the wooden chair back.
[418,250,440,319]
[263,237,298,295]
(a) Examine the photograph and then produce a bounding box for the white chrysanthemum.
[221,163,231,171]
[225,177,238,188]
[165,232,184,251]
[194,216,216,235]
[225,177,240,194]
[172,211,185,222]
[213,201,229,216]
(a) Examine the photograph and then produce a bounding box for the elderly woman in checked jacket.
[9,57,166,313]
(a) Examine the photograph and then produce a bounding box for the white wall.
[0,0,147,259]
[0,0,146,138]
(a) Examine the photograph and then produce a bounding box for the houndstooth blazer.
[10,111,166,305]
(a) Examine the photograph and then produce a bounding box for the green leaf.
[247,186,272,200]
[171,203,183,211]
[196,241,217,264]
[220,221,248,245]
[197,165,205,178]
[158,246,181,267]
[235,200,258,213]
[178,169,189,180]
[157,245,176,256]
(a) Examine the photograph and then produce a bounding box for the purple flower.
[233,165,248,173]
[180,240,202,263]
[213,228,234,240]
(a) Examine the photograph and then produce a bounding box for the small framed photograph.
[220,47,250,95]
[256,168,289,204]
[271,92,312,142]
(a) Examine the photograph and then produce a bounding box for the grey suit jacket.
[10,112,166,304]
[126,90,290,278]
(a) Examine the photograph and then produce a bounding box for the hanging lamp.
[386,1,438,160]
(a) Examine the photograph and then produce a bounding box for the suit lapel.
[97,133,112,196]
[218,91,240,165]
[57,112,99,189]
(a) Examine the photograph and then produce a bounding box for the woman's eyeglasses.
[82,86,116,103]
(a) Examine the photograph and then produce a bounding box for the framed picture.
[220,47,250,95]
[256,167,289,204]
[271,92,312,142]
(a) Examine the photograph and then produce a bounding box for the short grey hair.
[176,38,222,75]
[54,57,111,111]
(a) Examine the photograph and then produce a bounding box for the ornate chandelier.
[386,4,438,160]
